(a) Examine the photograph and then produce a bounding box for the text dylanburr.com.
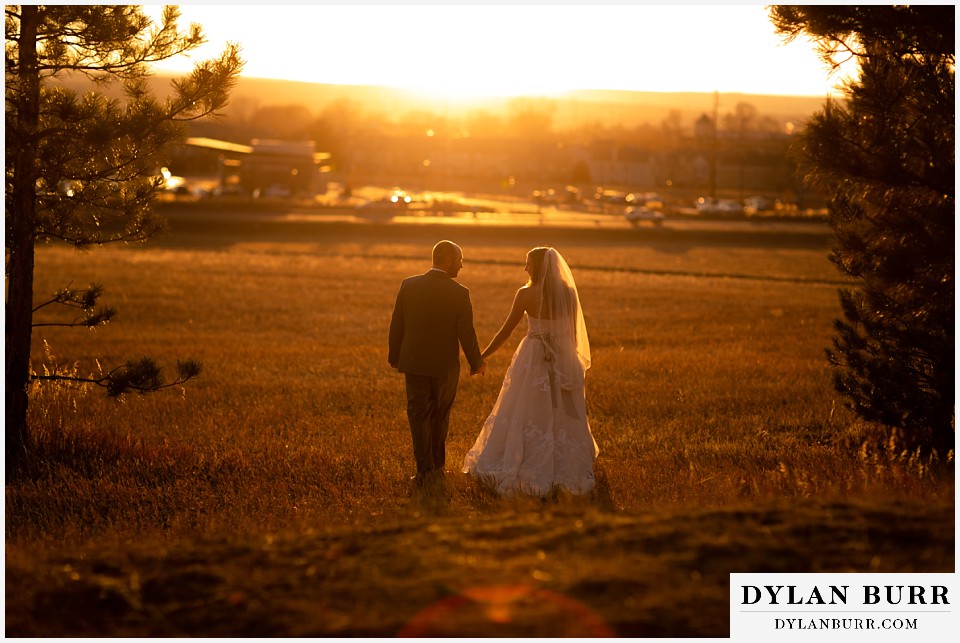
[730,573,957,641]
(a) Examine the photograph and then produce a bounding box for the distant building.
[570,141,657,187]
[181,137,332,197]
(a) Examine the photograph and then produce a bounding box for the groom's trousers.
[405,367,459,476]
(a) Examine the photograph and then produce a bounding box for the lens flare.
[398,583,615,637]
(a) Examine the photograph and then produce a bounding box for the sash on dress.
[531,331,581,419]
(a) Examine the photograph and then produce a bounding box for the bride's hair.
[527,246,577,323]
[528,246,590,378]
[526,246,550,286]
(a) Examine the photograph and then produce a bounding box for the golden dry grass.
[5,215,954,636]
[8,217,952,546]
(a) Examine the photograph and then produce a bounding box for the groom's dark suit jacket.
[389,269,483,377]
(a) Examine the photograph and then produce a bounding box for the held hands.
[472,345,495,376]
[471,358,487,377]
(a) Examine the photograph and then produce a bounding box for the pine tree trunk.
[5,5,40,476]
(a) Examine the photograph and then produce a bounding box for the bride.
[463,247,598,496]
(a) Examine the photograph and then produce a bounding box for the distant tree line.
[182,94,804,197]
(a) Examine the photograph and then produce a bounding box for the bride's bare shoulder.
[516,284,540,313]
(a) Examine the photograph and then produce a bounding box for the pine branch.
[31,283,115,329]
[32,309,115,329]
[32,357,202,397]
[32,283,104,313]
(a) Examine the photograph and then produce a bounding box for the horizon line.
[210,74,838,101]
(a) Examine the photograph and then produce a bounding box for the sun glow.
[150,4,855,100]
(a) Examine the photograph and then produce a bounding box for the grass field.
[5,212,954,636]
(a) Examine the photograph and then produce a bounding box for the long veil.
[536,248,590,390]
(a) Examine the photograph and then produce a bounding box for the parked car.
[625,206,665,225]
[696,197,743,215]
[595,187,630,205]
[357,188,414,213]
[743,196,775,214]
[388,188,413,205]
[252,184,292,199]
[626,191,665,209]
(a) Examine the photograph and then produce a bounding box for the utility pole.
[710,90,718,200]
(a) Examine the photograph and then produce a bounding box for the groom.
[389,240,485,484]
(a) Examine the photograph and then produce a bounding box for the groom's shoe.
[409,473,427,487]
[408,474,423,498]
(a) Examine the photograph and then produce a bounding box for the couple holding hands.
[388,240,598,497]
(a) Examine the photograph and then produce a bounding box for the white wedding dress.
[463,314,599,496]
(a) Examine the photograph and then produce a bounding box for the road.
[159,182,830,240]
[274,206,830,239]
[339,185,830,235]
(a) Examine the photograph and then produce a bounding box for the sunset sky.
[151,4,854,99]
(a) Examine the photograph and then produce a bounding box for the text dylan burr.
[742,584,949,606]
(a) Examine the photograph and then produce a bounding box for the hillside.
[219,78,828,127]
[51,73,827,130]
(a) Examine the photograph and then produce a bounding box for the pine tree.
[769,6,954,451]
[5,5,243,472]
